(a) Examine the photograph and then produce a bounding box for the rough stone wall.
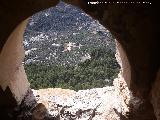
[151,69,160,119]
[114,40,156,120]
[114,40,138,112]
[115,40,131,88]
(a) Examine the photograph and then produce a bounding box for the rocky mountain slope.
[23,1,116,66]
[23,1,120,90]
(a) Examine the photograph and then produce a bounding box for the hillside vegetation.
[25,47,120,91]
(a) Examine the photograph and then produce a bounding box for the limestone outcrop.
[16,86,130,120]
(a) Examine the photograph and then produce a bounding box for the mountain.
[23,1,116,66]
[23,2,120,90]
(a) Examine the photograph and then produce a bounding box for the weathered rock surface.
[19,86,129,120]
[16,77,143,120]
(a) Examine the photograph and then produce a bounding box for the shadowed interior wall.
[0,19,29,106]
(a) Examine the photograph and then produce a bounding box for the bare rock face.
[32,103,48,120]
[18,87,129,120]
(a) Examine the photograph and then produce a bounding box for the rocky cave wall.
[0,0,159,119]
[151,69,160,119]
[0,19,29,106]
